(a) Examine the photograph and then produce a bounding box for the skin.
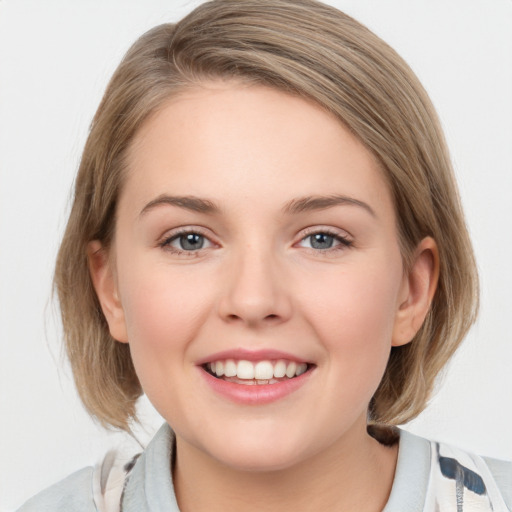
[89,82,438,511]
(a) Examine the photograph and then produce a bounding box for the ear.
[87,240,128,343]
[392,237,439,347]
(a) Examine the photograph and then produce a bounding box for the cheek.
[301,259,402,375]
[118,266,217,421]
[117,263,211,380]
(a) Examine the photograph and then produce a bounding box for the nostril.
[226,313,279,321]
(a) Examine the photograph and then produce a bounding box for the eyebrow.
[139,193,376,218]
[140,195,221,216]
[282,194,376,217]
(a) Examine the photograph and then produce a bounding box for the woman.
[15,1,511,510]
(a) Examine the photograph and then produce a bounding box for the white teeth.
[224,359,237,377]
[274,360,287,378]
[237,360,255,379]
[254,361,274,380]
[215,361,225,377]
[285,361,297,378]
[296,363,307,376]
[207,358,310,381]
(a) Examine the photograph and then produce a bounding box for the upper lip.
[196,348,311,366]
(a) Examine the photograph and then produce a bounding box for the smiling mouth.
[203,359,314,385]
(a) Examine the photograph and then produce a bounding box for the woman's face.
[99,82,415,471]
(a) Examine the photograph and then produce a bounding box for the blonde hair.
[55,0,478,431]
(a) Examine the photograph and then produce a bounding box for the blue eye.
[162,231,212,252]
[298,231,351,251]
[308,233,335,249]
[177,233,205,250]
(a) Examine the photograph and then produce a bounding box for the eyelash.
[158,228,353,256]
[159,228,213,257]
[298,228,353,254]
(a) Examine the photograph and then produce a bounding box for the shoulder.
[432,438,512,509]
[17,449,140,512]
[17,466,97,512]
[482,455,512,509]
[393,429,512,511]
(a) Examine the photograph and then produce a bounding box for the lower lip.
[199,367,313,405]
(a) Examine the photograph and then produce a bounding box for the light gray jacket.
[18,424,512,511]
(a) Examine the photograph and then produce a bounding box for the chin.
[213,444,307,473]
[190,421,320,473]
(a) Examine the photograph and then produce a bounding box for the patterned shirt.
[18,424,512,511]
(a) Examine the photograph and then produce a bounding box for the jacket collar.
[122,423,179,511]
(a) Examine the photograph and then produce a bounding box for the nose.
[217,245,293,327]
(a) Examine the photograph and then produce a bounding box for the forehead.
[122,82,393,219]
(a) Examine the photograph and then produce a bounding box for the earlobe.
[87,240,128,343]
[392,237,440,347]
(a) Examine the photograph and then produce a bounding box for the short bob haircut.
[55,0,479,432]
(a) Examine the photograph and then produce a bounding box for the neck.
[173,421,398,512]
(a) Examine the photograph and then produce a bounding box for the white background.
[1,1,511,510]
